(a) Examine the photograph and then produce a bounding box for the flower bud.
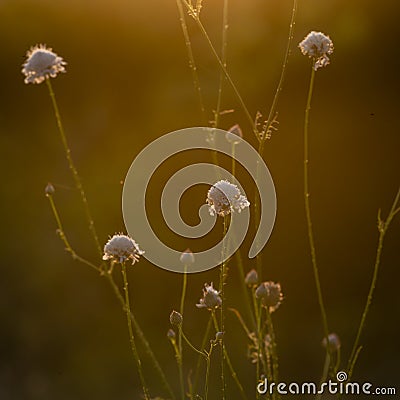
[167,328,176,340]
[322,333,341,352]
[245,269,258,286]
[169,310,183,327]
[45,182,55,196]
[180,248,195,265]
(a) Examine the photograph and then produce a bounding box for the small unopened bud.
[180,248,195,265]
[322,333,341,352]
[167,328,176,340]
[245,269,258,286]
[215,331,224,341]
[45,182,55,196]
[225,124,243,144]
[169,310,183,327]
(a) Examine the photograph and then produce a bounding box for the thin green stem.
[121,264,150,400]
[204,341,216,400]
[46,194,101,272]
[46,79,102,257]
[261,0,298,141]
[214,0,228,129]
[176,0,206,123]
[47,194,175,399]
[181,3,257,139]
[178,265,188,400]
[105,274,176,400]
[212,312,248,400]
[347,187,400,377]
[303,65,331,352]
[219,216,228,399]
[180,329,207,358]
[264,308,279,385]
[193,314,213,395]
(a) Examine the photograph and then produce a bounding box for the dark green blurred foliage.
[0,0,399,398]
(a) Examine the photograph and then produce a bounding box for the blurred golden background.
[1,0,399,398]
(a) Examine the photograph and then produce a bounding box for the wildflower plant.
[27,0,400,399]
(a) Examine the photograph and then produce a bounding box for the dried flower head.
[245,269,259,286]
[322,333,341,352]
[255,281,283,312]
[299,31,334,70]
[169,310,183,327]
[225,124,243,144]
[103,234,144,264]
[207,180,250,217]
[22,44,66,84]
[180,248,195,265]
[196,283,222,310]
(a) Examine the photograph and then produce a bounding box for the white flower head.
[196,282,222,310]
[103,233,144,264]
[22,44,66,84]
[299,31,334,70]
[207,179,250,217]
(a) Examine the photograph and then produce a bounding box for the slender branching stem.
[46,193,101,272]
[121,264,150,400]
[181,1,257,138]
[176,0,206,123]
[347,187,400,377]
[46,79,102,257]
[214,0,229,129]
[193,314,213,394]
[303,64,331,353]
[105,274,176,399]
[212,312,248,400]
[260,0,298,141]
[47,193,175,399]
[180,328,207,358]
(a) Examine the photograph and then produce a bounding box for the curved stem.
[182,7,257,139]
[303,65,331,352]
[261,0,298,141]
[214,0,229,129]
[46,193,101,272]
[347,187,400,377]
[46,79,102,257]
[121,264,150,400]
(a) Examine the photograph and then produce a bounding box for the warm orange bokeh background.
[1,0,399,398]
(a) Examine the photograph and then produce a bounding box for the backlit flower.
[103,234,144,264]
[22,44,66,84]
[207,180,250,217]
[196,283,222,310]
[299,31,334,70]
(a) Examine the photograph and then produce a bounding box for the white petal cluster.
[22,44,66,84]
[196,283,222,310]
[103,234,144,264]
[207,180,250,217]
[299,31,334,70]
